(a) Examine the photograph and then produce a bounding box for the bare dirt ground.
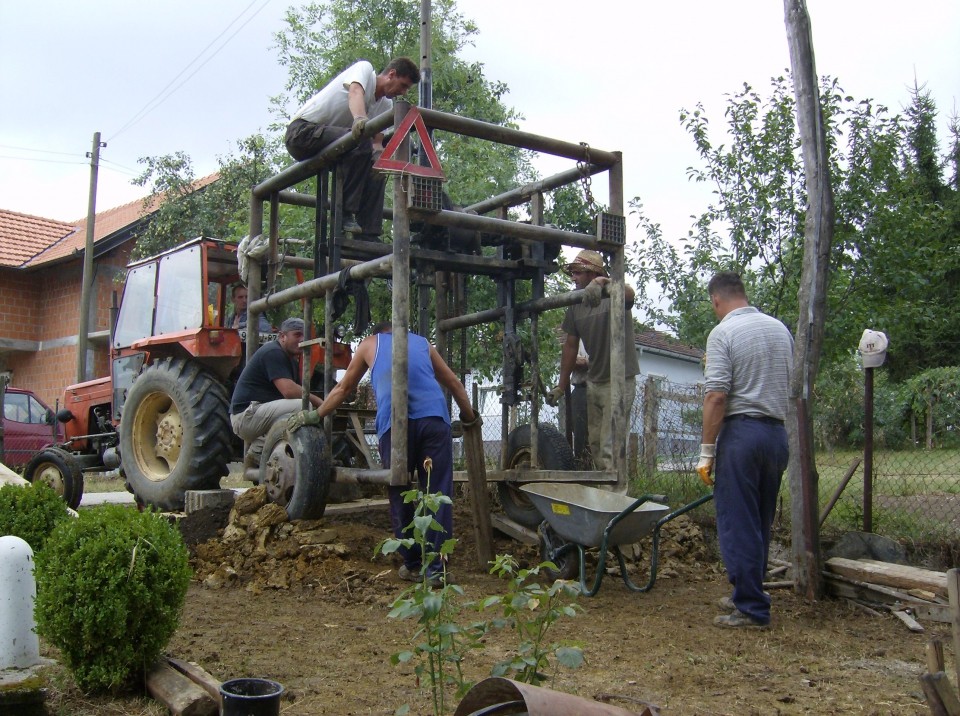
[43,487,941,715]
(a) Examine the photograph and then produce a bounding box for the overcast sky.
[1,0,957,248]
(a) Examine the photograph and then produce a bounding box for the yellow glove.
[286,409,320,433]
[696,444,715,486]
[351,116,367,141]
[545,385,565,407]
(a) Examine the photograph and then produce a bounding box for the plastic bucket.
[220,678,284,716]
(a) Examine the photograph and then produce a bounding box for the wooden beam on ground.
[490,513,538,545]
[825,558,947,597]
[166,657,222,705]
[146,661,217,716]
[892,609,925,633]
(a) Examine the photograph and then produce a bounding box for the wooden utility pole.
[784,0,834,600]
[77,131,105,382]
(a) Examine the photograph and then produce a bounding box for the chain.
[577,141,596,211]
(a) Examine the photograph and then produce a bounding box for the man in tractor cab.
[225,284,272,332]
[284,57,420,240]
[229,317,321,465]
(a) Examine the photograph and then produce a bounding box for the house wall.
[0,244,131,406]
[637,350,704,386]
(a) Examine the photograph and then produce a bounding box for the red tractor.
[45,238,354,513]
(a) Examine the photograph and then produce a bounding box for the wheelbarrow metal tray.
[520,483,669,548]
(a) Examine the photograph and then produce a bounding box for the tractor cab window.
[155,246,203,335]
[114,262,157,348]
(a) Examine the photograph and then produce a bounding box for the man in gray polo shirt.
[697,272,793,628]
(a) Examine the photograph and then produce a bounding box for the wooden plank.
[891,609,925,633]
[913,603,954,624]
[825,557,947,597]
[920,672,950,716]
[490,513,538,545]
[146,661,217,716]
[928,640,946,674]
[462,422,494,568]
[322,498,390,516]
[948,568,960,701]
[921,671,960,716]
[166,657,222,705]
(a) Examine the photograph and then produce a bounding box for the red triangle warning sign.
[373,106,446,180]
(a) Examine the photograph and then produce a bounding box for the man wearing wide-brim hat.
[554,249,639,482]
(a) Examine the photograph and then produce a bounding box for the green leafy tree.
[630,74,960,379]
[132,134,283,259]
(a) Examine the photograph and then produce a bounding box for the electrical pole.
[77,132,105,383]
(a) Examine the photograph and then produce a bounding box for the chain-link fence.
[459,375,960,553]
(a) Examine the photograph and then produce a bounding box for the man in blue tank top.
[314,322,477,586]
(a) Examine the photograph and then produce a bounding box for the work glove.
[695,443,715,487]
[286,409,321,433]
[545,385,565,407]
[460,412,483,430]
[582,280,604,308]
[351,116,367,141]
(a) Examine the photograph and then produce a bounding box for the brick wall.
[1,243,132,406]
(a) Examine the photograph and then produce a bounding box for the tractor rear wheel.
[120,357,231,511]
[24,447,84,509]
[260,421,331,520]
[498,423,576,528]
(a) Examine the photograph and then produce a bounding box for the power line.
[0,155,87,166]
[0,144,82,158]
[109,0,272,142]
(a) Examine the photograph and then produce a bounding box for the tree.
[629,75,960,379]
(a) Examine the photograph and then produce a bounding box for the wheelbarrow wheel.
[499,423,575,528]
[537,521,579,581]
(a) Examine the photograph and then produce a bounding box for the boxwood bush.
[0,482,72,553]
[34,504,192,692]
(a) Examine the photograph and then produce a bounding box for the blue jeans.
[714,415,788,624]
[379,417,454,578]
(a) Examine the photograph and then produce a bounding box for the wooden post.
[948,568,960,697]
[463,422,494,568]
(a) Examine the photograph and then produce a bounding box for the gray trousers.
[230,399,303,454]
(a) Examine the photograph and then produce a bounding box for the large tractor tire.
[498,422,576,528]
[120,357,232,511]
[24,447,84,509]
[260,421,331,520]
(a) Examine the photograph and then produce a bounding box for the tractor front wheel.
[24,447,84,509]
[120,358,232,511]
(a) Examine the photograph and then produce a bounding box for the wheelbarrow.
[520,483,714,596]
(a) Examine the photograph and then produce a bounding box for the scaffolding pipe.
[466,163,610,215]
[252,113,394,198]
[411,208,610,250]
[249,254,393,315]
[418,107,619,165]
[437,286,598,332]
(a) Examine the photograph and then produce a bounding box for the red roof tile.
[636,329,703,360]
[0,210,76,267]
[0,173,220,269]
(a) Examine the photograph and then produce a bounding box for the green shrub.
[34,504,192,693]
[0,482,72,553]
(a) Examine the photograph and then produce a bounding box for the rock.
[294,528,339,546]
[251,503,288,530]
[232,486,267,518]
[203,565,238,590]
[826,531,907,564]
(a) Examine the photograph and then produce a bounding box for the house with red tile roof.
[0,175,217,407]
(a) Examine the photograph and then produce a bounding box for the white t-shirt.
[291,60,393,127]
